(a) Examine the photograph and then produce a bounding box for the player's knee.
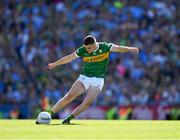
[63,94,73,103]
[83,101,92,109]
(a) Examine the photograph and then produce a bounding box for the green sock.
[66,114,75,121]
[49,110,55,116]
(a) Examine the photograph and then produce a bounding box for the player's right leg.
[50,81,86,115]
[62,86,100,124]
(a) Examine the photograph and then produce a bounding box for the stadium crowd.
[0,0,179,119]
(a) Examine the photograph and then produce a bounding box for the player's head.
[83,35,97,53]
[84,35,96,45]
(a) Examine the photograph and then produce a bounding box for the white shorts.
[76,74,104,91]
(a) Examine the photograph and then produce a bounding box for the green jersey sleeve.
[76,46,85,57]
[106,43,113,51]
[100,42,114,52]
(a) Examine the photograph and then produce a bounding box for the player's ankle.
[49,110,55,116]
[67,114,75,121]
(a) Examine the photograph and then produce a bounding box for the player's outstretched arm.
[110,44,139,53]
[47,51,78,70]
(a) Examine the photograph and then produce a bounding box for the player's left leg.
[62,86,100,124]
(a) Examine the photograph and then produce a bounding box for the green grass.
[0,120,179,140]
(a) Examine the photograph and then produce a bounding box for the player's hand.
[47,63,56,70]
[131,48,139,53]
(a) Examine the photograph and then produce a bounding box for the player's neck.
[86,46,97,54]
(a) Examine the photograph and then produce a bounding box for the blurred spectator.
[105,106,119,120]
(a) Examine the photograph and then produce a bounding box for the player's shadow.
[50,123,81,125]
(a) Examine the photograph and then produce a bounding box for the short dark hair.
[83,35,96,45]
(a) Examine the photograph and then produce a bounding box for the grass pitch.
[0,120,179,140]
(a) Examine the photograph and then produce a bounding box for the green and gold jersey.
[76,42,113,78]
